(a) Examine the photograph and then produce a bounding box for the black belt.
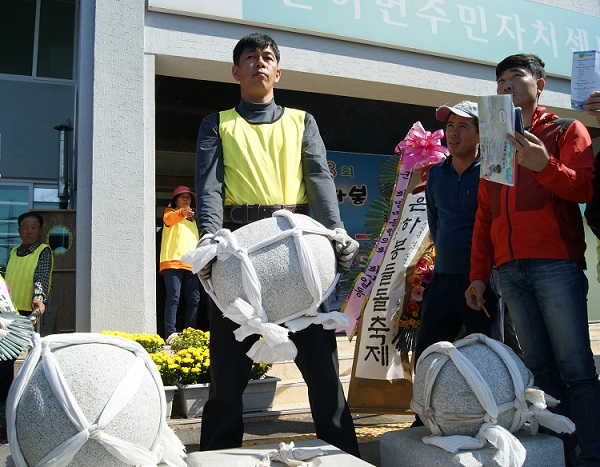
[223,204,310,225]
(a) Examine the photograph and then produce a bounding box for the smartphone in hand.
[514,107,524,134]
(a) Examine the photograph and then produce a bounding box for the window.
[0,185,30,273]
[0,0,76,80]
[33,187,60,210]
[47,224,72,255]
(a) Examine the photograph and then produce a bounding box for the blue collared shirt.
[425,156,481,274]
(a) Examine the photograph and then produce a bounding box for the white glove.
[197,236,216,281]
[333,228,359,272]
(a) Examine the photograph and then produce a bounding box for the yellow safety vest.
[159,217,199,272]
[5,244,53,313]
[219,107,308,205]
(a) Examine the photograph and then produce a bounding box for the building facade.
[1,0,599,333]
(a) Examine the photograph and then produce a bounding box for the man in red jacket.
[584,91,600,240]
[466,54,600,466]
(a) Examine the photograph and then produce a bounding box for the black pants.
[0,359,14,405]
[413,272,498,368]
[199,300,360,457]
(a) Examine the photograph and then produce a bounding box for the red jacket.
[470,107,595,283]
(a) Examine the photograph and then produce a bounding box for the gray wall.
[0,80,74,180]
[74,0,600,334]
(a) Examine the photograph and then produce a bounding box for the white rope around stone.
[410,333,575,467]
[183,210,350,363]
[256,441,327,467]
[6,333,186,467]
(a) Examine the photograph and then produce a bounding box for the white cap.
[436,101,478,122]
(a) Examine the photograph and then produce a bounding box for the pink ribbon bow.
[395,121,449,173]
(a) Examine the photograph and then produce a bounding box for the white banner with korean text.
[354,190,429,381]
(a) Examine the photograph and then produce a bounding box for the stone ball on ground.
[14,339,163,466]
[412,335,532,437]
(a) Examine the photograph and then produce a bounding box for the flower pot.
[177,376,281,418]
[163,385,177,419]
[177,382,210,418]
[242,376,280,413]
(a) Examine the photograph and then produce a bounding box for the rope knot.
[514,399,528,411]
[483,413,497,425]
[521,408,534,421]
[232,245,248,258]
[88,424,102,439]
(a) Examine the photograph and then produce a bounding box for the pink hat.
[171,185,196,205]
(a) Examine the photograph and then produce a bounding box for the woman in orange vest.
[159,186,201,344]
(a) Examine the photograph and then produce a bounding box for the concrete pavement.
[0,412,414,466]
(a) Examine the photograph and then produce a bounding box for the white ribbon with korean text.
[354,191,429,381]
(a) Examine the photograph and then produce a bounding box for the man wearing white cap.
[413,101,498,374]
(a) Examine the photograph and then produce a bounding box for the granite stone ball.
[14,340,163,466]
[412,336,532,437]
[211,214,338,324]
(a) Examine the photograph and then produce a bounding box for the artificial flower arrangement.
[341,122,448,338]
[392,242,435,354]
[388,121,444,353]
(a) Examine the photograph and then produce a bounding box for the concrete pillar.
[76,0,156,333]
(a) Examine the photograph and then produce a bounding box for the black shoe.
[0,425,7,445]
[410,415,424,428]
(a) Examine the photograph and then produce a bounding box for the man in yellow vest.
[0,212,53,443]
[195,33,360,457]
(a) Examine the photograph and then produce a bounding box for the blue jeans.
[163,268,201,336]
[499,259,600,465]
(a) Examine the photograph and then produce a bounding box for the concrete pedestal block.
[380,426,564,467]
[186,439,374,466]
